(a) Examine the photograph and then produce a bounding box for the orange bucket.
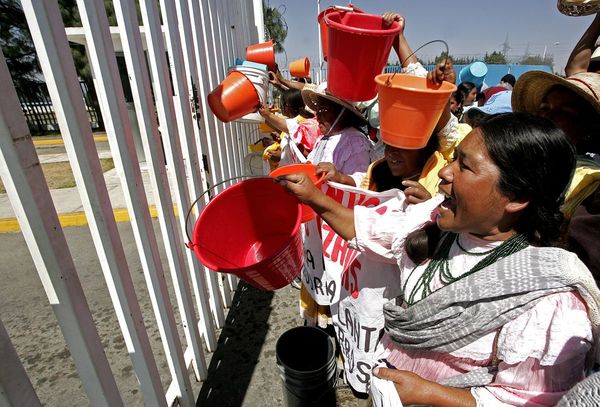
[375,74,456,149]
[246,41,276,70]
[270,164,325,223]
[208,70,260,123]
[289,57,311,78]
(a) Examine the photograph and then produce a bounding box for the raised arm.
[268,64,306,91]
[258,105,290,134]
[428,58,456,132]
[382,12,417,67]
[565,13,600,76]
[278,173,356,241]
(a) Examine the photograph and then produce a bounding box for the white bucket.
[229,65,269,123]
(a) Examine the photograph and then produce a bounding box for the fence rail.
[18,80,101,134]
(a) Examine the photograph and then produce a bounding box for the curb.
[0,205,182,233]
[32,134,108,146]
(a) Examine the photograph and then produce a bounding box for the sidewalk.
[0,135,159,233]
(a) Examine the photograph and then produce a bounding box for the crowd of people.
[250,9,600,406]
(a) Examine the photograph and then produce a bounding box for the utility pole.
[317,0,323,82]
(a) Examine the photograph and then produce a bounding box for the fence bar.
[0,318,42,407]
[74,0,197,404]
[0,48,123,407]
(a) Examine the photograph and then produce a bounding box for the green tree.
[263,1,287,53]
[484,51,507,64]
[453,56,475,65]
[0,0,42,93]
[520,54,553,67]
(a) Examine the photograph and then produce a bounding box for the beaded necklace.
[403,232,529,306]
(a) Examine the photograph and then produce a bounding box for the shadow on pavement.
[197,281,274,406]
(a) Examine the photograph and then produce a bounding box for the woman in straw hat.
[301,83,372,174]
[278,112,600,406]
[512,71,600,282]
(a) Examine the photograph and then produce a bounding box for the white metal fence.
[0,0,265,405]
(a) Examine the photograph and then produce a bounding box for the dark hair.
[451,91,464,118]
[292,77,313,84]
[475,92,485,104]
[464,108,494,127]
[282,89,313,118]
[457,81,476,98]
[500,73,516,87]
[406,112,576,264]
[451,90,464,105]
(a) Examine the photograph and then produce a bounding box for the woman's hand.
[258,104,270,118]
[373,367,476,407]
[316,162,341,183]
[268,64,289,90]
[382,12,405,33]
[373,368,436,405]
[266,147,281,162]
[316,162,357,187]
[428,58,456,85]
[277,173,321,204]
[403,180,432,205]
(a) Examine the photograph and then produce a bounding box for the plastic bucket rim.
[191,177,303,274]
[375,73,457,94]
[318,4,364,21]
[233,65,270,77]
[324,11,401,36]
[269,163,326,187]
[275,326,335,376]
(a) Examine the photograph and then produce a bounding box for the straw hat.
[301,82,367,125]
[512,71,600,117]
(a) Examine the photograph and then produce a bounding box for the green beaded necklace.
[403,232,529,306]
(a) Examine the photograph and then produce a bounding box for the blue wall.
[384,64,553,88]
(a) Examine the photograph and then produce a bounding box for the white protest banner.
[317,182,405,393]
[301,181,401,305]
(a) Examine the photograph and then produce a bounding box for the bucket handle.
[184,175,266,248]
[387,39,450,86]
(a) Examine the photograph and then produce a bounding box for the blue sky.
[266,0,597,74]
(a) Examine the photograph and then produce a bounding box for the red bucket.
[318,5,363,62]
[190,178,303,291]
[324,11,401,101]
[269,164,325,223]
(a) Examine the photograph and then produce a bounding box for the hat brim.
[301,88,367,126]
[512,71,600,118]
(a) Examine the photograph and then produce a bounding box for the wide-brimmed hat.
[301,82,367,125]
[512,71,600,118]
